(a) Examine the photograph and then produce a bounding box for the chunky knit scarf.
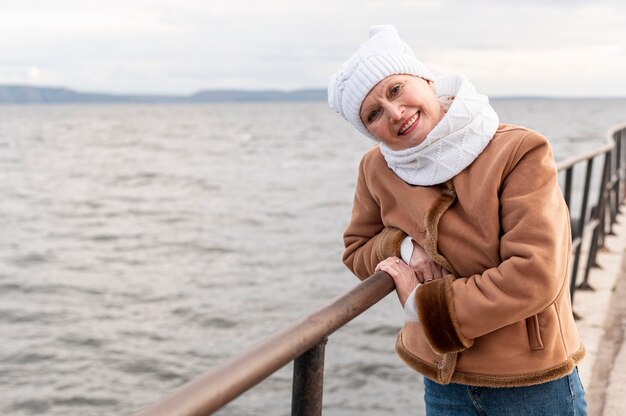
[379,74,499,186]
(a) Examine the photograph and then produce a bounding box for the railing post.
[581,152,611,288]
[608,144,618,235]
[570,158,593,300]
[563,167,573,208]
[616,130,623,213]
[292,338,328,416]
[620,130,625,206]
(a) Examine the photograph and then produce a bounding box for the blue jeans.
[423,368,587,416]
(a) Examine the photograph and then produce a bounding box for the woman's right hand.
[409,242,448,283]
[376,256,417,306]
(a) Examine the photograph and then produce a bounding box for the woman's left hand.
[409,242,448,283]
[376,256,418,306]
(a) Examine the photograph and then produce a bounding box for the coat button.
[436,360,444,369]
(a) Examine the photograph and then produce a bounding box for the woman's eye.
[367,109,380,123]
[390,84,402,96]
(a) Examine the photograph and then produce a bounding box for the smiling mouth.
[398,111,420,136]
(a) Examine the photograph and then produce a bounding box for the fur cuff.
[416,275,474,354]
[375,227,408,261]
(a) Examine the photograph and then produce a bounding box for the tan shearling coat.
[343,124,584,387]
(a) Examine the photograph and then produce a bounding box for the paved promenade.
[573,214,626,415]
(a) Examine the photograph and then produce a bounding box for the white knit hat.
[327,25,434,141]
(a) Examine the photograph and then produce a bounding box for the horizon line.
[1,83,626,100]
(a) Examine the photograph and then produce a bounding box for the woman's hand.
[409,242,448,283]
[376,256,418,306]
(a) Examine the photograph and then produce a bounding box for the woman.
[328,25,586,415]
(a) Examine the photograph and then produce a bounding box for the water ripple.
[2,101,624,416]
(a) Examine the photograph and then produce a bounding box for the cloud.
[26,66,42,81]
[0,0,625,95]
[425,44,626,96]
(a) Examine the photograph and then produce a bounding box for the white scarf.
[379,74,499,186]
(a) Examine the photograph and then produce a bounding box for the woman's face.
[360,74,444,150]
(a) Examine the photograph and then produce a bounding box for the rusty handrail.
[555,121,626,172]
[134,122,626,416]
[556,141,614,171]
[133,271,395,416]
[572,123,626,294]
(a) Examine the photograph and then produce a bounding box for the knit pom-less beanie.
[327,25,434,140]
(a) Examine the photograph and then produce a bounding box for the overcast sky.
[2,0,626,97]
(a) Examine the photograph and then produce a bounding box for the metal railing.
[134,271,395,416]
[134,123,626,416]
[558,122,626,302]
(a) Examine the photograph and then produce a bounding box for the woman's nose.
[387,103,403,122]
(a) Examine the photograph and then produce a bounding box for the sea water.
[1,99,625,415]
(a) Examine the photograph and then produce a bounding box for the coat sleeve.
[416,131,572,354]
[343,157,407,280]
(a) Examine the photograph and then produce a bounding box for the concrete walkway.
[573,214,626,415]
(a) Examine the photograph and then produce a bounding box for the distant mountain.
[0,85,184,104]
[0,85,328,104]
